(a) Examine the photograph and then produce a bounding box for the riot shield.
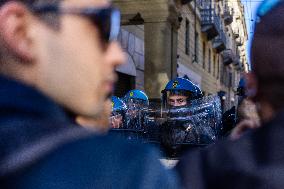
[144,101,167,144]
[110,103,148,142]
[144,95,222,156]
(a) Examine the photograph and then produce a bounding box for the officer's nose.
[173,100,179,107]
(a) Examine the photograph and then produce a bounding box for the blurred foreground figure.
[76,98,112,133]
[177,1,284,188]
[0,0,179,188]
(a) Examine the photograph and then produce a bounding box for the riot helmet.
[162,77,202,108]
[124,89,149,110]
[122,89,149,132]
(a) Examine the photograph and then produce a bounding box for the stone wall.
[118,26,145,90]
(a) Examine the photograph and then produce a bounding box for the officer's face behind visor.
[168,95,188,107]
[166,90,191,107]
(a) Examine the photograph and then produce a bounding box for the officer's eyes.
[178,99,185,103]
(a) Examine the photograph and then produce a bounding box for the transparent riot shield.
[144,95,222,156]
[188,95,223,138]
[110,100,148,142]
[144,101,167,144]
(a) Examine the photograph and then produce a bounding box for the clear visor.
[125,98,148,110]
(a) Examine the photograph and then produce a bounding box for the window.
[229,72,233,88]
[195,32,199,63]
[114,72,135,97]
[213,54,216,77]
[202,42,206,69]
[185,19,190,55]
[208,49,211,73]
[217,55,220,79]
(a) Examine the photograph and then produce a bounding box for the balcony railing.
[223,4,233,25]
[233,50,244,71]
[200,8,220,40]
[213,28,227,53]
[234,60,244,71]
[222,49,235,65]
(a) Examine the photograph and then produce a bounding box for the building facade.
[113,0,248,111]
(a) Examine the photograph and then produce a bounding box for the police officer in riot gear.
[124,89,149,112]
[115,89,149,141]
[162,77,202,108]
[159,77,218,157]
[110,96,127,129]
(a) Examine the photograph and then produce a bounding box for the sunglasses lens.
[109,9,121,41]
[102,10,111,42]
[93,8,120,43]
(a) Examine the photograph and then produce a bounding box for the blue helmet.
[111,96,127,112]
[164,77,196,92]
[124,89,149,106]
[163,78,202,101]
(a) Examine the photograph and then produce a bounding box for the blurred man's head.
[249,1,284,121]
[0,0,125,118]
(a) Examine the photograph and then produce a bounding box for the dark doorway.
[114,72,135,98]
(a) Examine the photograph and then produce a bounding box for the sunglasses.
[256,0,281,22]
[30,4,121,43]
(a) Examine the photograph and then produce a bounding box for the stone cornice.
[114,0,182,28]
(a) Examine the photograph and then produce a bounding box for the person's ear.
[0,2,34,62]
[245,72,258,100]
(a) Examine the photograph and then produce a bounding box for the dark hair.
[251,2,284,110]
[0,0,61,26]
[0,0,61,64]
